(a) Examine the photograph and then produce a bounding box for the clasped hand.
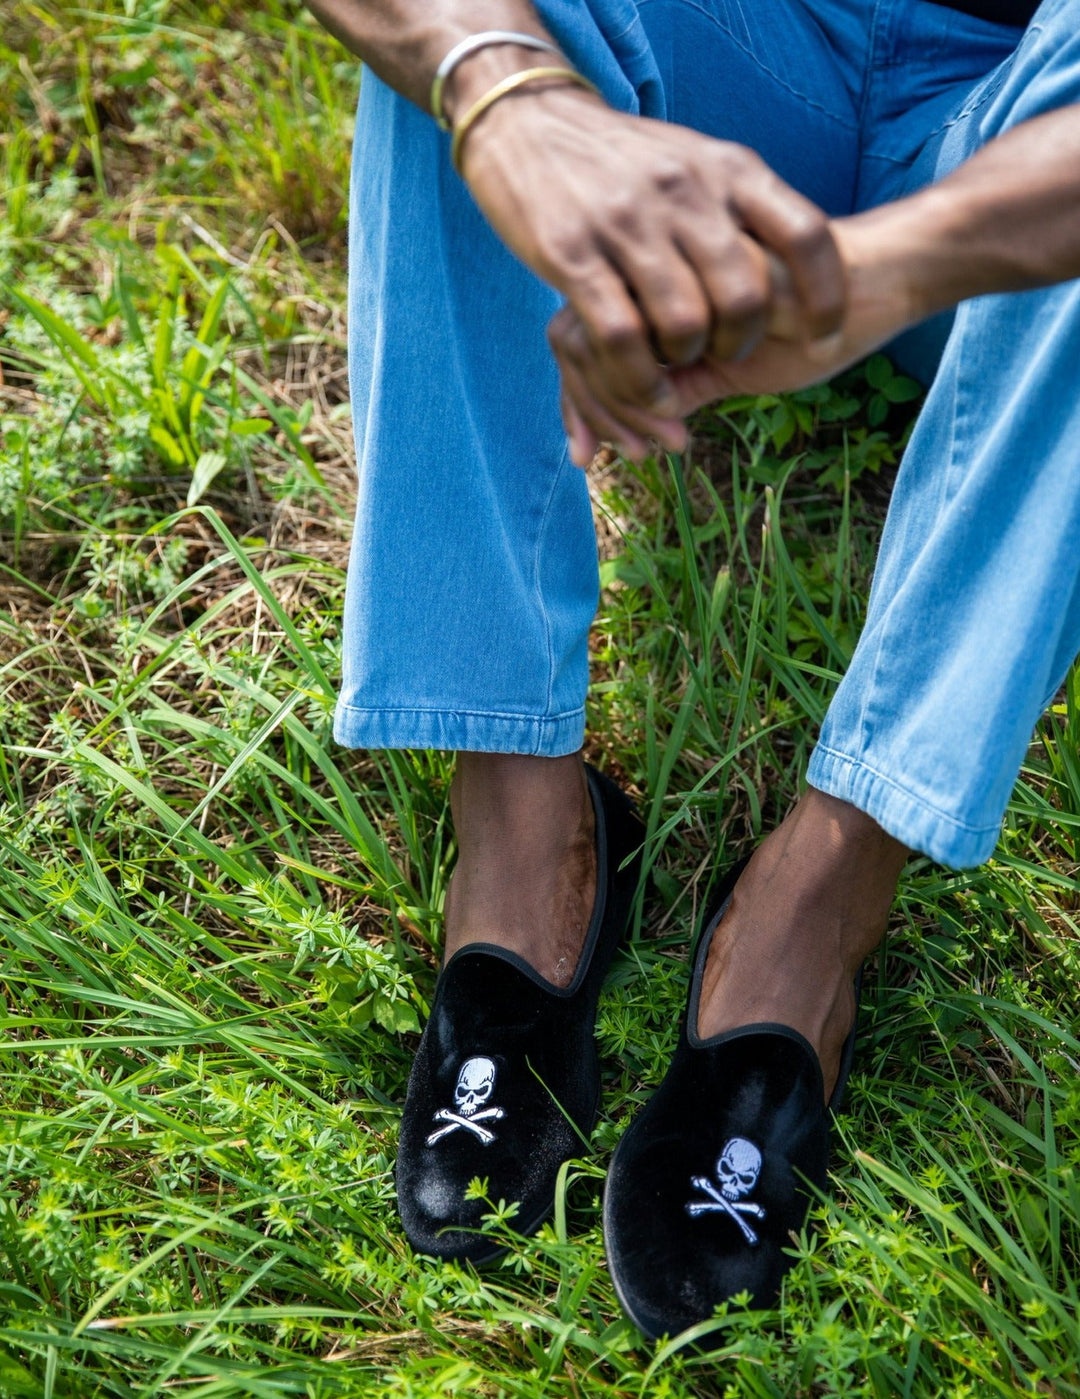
[461,85,907,464]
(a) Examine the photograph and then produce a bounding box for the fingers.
[550,306,687,465]
[601,238,712,367]
[557,356,649,464]
[547,304,676,438]
[762,251,801,341]
[568,173,837,394]
[533,129,846,454]
[560,390,598,468]
[583,145,842,367]
[676,226,773,361]
[598,185,772,368]
[559,261,683,417]
[730,166,846,340]
[551,232,777,463]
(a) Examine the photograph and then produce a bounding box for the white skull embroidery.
[717,1137,762,1199]
[453,1056,496,1117]
[427,1056,506,1146]
[685,1136,766,1244]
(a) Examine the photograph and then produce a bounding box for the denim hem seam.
[335,701,584,723]
[332,701,585,757]
[812,742,998,838]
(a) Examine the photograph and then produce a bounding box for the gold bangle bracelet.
[450,66,599,174]
[430,32,561,132]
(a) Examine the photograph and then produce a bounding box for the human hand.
[456,84,846,460]
[550,214,923,462]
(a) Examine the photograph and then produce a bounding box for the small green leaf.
[882,375,923,403]
[349,998,376,1027]
[153,262,181,388]
[771,414,796,451]
[600,555,649,590]
[187,450,229,506]
[1016,1194,1049,1248]
[865,353,893,390]
[150,424,186,468]
[373,996,420,1034]
[709,567,730,634]
[230,417,273,436]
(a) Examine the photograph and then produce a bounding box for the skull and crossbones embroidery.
[685,1136,767,1244]
[426,1056,506,1146]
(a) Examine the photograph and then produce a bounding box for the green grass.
[1,2,1078,1395]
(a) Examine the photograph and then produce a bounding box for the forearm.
[847,105,1080,325]
[301,0,566,121]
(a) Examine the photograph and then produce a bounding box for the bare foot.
[442,752,596,988]
[696,788,908,1100]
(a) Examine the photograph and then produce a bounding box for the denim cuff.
[332,701,585,757]
[807,742,1001,869]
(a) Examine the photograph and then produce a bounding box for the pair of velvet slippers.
[396,768,855,1339]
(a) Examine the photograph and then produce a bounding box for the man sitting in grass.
[304,0,1080,1336]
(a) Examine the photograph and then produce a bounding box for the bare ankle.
[450,751,591,846]
[443,751,597,986]
[795,787,909,869]
[697,792,907,1098]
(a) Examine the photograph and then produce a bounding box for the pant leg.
[332,5,652,757]
[809,0,1080,866]
[333,0,865,755]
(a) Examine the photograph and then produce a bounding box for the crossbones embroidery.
[426,1056,506,1146]
[685,1137,767,1244]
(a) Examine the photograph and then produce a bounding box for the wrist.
[831,200,939,342]
[442,42,568,125]
[836,182,1003,332]
[455,78,607,178]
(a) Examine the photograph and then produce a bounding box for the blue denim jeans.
[333,0,1080,868]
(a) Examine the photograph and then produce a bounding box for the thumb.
[764,252,802,342]
[665,356,739,416]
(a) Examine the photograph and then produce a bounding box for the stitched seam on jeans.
[335,702,586,723]
[556,10,649,109]
[848,315,962,762]
[940,302,973,514]
[636,0,859,130]
[860,66,1012,165]
[850,0,883,131]
[814,741,999,835]
[533,443,574,741]
[861,21,1040,164]
[593,11,647,47]
[853,0,889,209]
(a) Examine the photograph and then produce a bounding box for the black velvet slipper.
[603,864,857,1338]
[396,765,644,1264]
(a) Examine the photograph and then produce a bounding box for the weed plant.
[1,2,1078,1396]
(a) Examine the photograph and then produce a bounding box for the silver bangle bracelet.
[430,31,561,131]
